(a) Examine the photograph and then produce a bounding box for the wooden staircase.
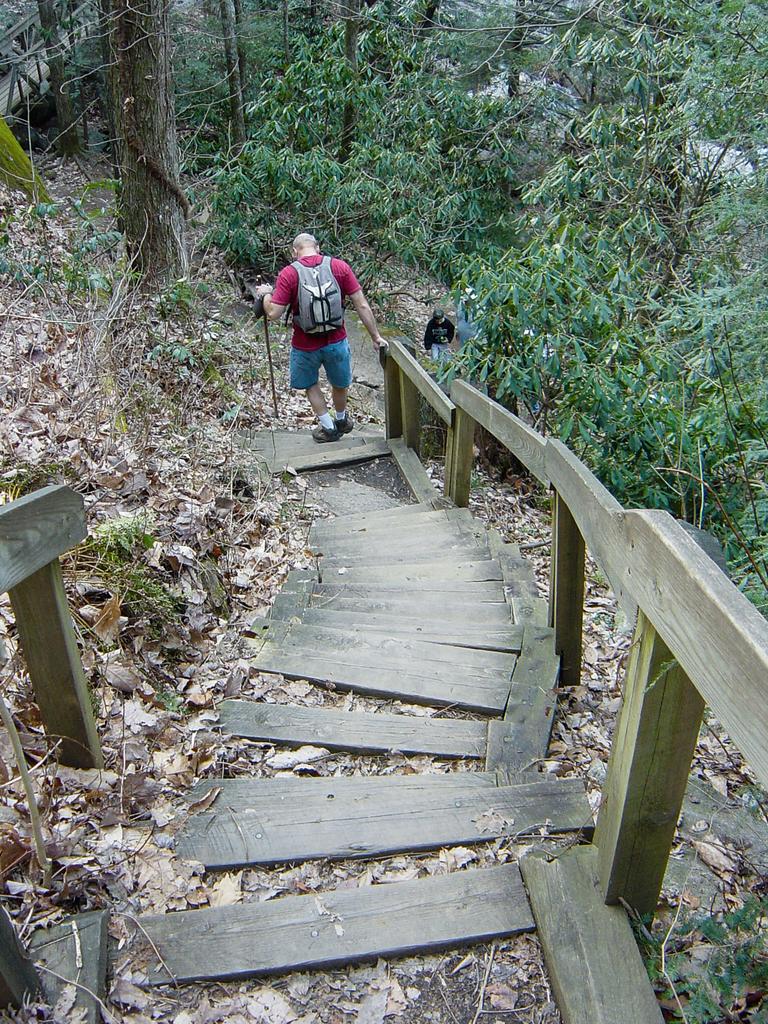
[125,464,595,985]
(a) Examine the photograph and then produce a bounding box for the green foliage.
[85,515,182,628]
[0,190,121,296]
[640,898,768,1022]
[450,0,768,609]
[91,514,156,560]
[209,16,516,282]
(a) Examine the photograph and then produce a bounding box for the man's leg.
[324,340,354,435]
[306,383,330,419]
[290,349,337,440]
[331,386,348,416]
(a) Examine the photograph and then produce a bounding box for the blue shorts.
[290,338,353,390]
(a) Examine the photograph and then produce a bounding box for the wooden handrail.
[388,339,455,425]
[447,380,768,785]
[451,380,548,485]
[0,485,87,594]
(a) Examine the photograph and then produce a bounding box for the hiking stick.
[262,313,279,416]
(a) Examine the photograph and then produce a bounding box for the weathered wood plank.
[486,627,560,774]
[270,438,393,473]
[548,490,585,686]
[310,521,487,554]
[251,644,512,713]
[388,438,440,503]
[399,370,422,455]
[444,406,475,508]
[544,440,632,618]
[521,846,664,1024]
[0,907,39,1009]
[450,381,549,487]
[383,347,404,440]
[190,773,499,806]
[177,777,591,869]
[266,622,519,671]
[244,430,370,453]
[305,593,511,623]
[314,539,489,566]
[29,910,109,1024]
[595,610,704,916]
[9,560,103,769]
[310,505,467,535]
[218,700,489,758]
[0,485,86,594]
[316,558,503,583]
[287,609,522,652]
[617,510,768,791]
[389,338,455,425]
[133,863,534,985]
[284,579,507,599]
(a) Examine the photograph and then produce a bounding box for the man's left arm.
[254,284,287,321]
[349,289,386,349]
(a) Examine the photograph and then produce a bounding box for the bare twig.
[0,690,52,886]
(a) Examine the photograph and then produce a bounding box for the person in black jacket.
[423,308,455,364]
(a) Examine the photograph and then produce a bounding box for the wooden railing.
[0,0,97,118]
[0,484,102,769]
[383,350,768,917]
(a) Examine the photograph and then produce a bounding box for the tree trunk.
[417,0,438,33]
[219,0,245,146]
[339,0,359,163]
[37,0,80,155]
[232,0,247,97]
[505,0,527,98]
[107,0,188,282]
[282,0,290,65]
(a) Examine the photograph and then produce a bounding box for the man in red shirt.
[257,233,387,443]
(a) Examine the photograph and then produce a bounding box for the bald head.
[292,233,320,257]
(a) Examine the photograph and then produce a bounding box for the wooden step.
[262,622,520,670]
[310,520,486,548]
[318,544,490,568]
[29,910,109,1024]
[131,863,534,985]
[290,610,520,652]
[189,772,499,805]
[240,430,391,474]
[317,558,504,583]
[218,700,488,758]
[251,623,517,713]
[309,507,475,541]
[177,776,591,869]
[251,646,513,713]
[284,578,508,600]
[305,592,511,620]
[310,531,489,560]
[310,504,463,535]
[305,593,511,619]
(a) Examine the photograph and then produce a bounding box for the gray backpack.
[292,256,344,335]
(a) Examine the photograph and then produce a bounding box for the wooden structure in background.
[0,0,96,119]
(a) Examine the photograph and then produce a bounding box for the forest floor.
[1,160,766,1024]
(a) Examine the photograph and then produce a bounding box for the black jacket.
[423,317,455,350]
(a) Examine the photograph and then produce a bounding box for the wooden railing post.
[1,906,39,1008]
[594,609,705,917]
[548,490,585,685]
[9,559,103,769]
[399,372,421,455]
[444,407,475,507]
[383,350,403,440]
